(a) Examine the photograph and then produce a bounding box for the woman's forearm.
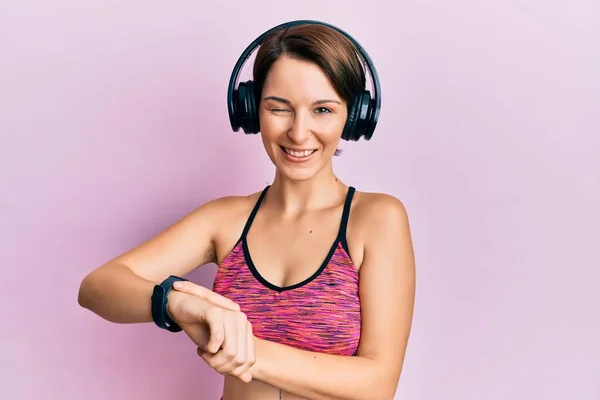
[251,338,396,400]
[78,263,159,324]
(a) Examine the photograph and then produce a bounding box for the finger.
[227,320,255,382]
[203,307,225,354]
[232,369,252,383]
[236,312,248,368]
[200,349,251,383]
[202,312,247,375]
[247,321,255,368]
[218,312,249,376]
[173,281,240,311]
[200,348,229,371]
[217,313,244,373]
[202,310,238,369]
[199,350,220,372]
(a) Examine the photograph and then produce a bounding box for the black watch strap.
[151,275,188,332]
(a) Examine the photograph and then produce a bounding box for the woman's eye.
[315,107,332,114]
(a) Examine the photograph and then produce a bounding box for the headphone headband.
[227,20,381,141]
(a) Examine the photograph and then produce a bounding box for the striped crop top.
[212,185,361,356]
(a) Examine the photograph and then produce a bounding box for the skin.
[78,55,416,400]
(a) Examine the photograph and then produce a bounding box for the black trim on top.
[243,234,339,293]
[339,186,355,255]
[241,186,356,293]
[240,185,270,240]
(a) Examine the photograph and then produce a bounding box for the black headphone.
[226,19,382,142]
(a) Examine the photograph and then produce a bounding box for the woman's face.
[258,55,348,182]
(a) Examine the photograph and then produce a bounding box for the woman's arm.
[78,194,260,382]
[77,196,234,323]
[249,195,416,400]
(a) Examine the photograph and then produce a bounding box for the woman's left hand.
[172,280,256,382]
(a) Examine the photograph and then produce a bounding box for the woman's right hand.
[166,286,255,383]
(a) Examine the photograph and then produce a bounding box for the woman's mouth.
[280,146,318,162]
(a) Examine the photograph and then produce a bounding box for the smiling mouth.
[280,146,317,158]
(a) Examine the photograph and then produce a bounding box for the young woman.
[78,20,416,400]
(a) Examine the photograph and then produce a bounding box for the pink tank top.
[212,186,361,356]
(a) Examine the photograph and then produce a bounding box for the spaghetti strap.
[338,186,355,253]
[240,185,270,239]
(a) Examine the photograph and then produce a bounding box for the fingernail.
[173,281,182,288]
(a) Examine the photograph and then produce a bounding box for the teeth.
[284,148,314,158]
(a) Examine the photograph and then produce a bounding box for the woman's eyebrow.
[263,96,341,105]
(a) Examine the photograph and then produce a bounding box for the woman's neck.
[266,164,347,217]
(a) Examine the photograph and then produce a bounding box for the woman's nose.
[287,112,312,143]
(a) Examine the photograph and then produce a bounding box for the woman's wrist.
[165,289,185,323]
[250,336,268,380]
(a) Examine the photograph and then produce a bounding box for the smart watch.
[151,275,188,332]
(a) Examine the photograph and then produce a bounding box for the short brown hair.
[253,23,366,112]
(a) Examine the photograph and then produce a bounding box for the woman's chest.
[218,276,361,356]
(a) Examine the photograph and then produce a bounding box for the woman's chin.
[270,148,331,182]
[277,165,318,182]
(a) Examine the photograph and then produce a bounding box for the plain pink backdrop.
[1,1,599,399]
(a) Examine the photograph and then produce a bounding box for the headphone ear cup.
[246,80,259,134]
[361,91,377,141]
[236,81,260,134]
[341,98,358,141]
[236,82,249,133]
[342,91,372,141]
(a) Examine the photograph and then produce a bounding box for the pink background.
[1,1,599,399]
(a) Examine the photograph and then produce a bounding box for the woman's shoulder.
[180,189,265,254]
[190,189,264,220]
[351,189,409,231]
[353,189,407,215]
